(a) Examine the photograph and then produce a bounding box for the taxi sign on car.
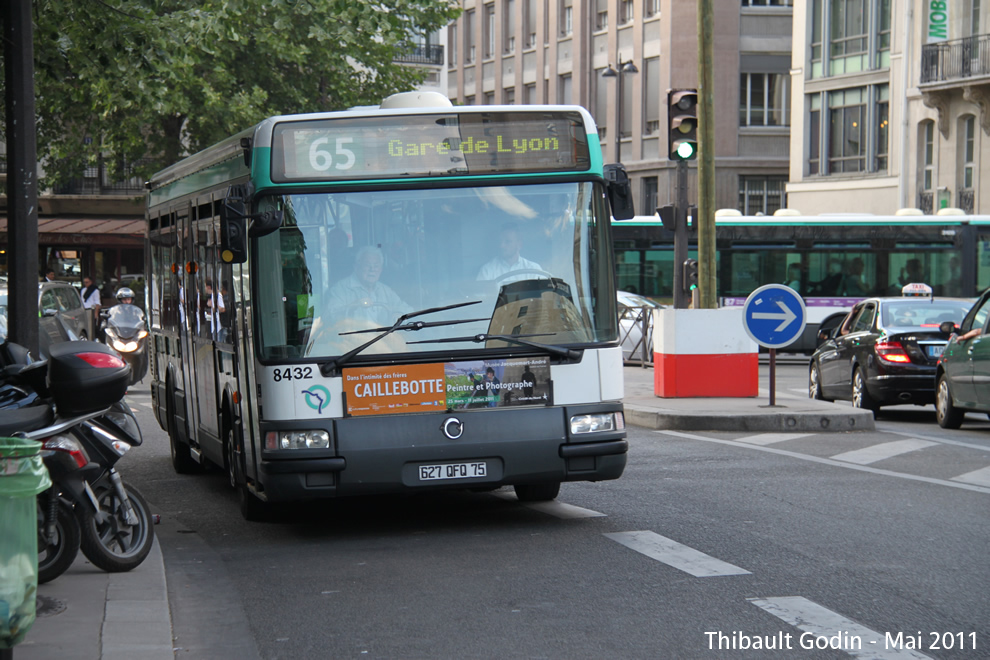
[901,282,933,297]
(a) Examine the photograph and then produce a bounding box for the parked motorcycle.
[0,340,154,582]
[100,288,149,386]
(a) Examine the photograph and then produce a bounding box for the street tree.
[10,0,460,186]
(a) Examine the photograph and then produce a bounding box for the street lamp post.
[601,57,638,163]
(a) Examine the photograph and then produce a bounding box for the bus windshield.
[255,181,617,360]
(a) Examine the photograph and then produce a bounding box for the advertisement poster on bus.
[343,357,550,417]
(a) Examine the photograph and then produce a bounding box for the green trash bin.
[0,438,52,650]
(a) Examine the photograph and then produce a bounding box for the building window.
[524,83,536,104]
[503,0,516,53]
[828,88,865,173]
[465,10,476,64]
[963,115,977,190]
[972,0,982,37]
[645,0,660,18]
[464,95,475,106]
[448,24,458,66]
[810,0,891,78]
[739,176,788,215]
[483,3,495,59]
[809,85,888,176]
[558,74,572,105]
[620,0,634,24]
[922,120,935,191]
[594,68,608,140]
[875,89,889,172]
[524,0,537,48]
[560,0,573,36]
[595,0,608,30]
[742,0,793,5]
[483,91,495,105]
[644,57,660,135]
[740,73,790,126]
[643,177,659,215]
[505,87,515,104]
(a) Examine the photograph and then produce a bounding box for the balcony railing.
[394,44,445,66]
[52,158,153,195]
[918,191,934,215]
[921,34,990,84]
[959,189,975,213]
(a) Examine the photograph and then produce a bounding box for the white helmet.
[115,287,135,302]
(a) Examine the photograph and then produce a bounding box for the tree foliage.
[8,0,459,187]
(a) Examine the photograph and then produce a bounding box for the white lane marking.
[749,596,933,659]
[757,387,803,400]
[656,430,990,495]
[492,492,606,518]
[951,465,990,488]
[738,433,812,446]
[888,430,990,453]
[830,439,936,465]
[604,531,751,577]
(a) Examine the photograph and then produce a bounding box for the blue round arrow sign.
[742,284,808,349]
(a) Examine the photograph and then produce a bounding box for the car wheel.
[935,374,964,429]
[851,367,878,413]
[809,363,829,401]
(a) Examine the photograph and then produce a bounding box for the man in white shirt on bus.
[477,223,542,284]
[328,246,410,326]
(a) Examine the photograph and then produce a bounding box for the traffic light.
[682,258,699,292]
[667,89,698,161]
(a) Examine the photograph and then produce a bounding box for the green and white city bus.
[146,92,634,519]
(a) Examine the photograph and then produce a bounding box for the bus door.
[190,219,221,446]
[177,206,202,450]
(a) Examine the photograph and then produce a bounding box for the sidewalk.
[12,364,872,659]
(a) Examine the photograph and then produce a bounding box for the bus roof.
[617,213,990,227]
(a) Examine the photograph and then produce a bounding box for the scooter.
[0,340,155,581]
[100,303,149,385]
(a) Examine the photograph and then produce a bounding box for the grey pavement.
[11,364,871,659]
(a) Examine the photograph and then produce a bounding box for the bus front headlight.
[265,430,331,450]
[569,412,623,435]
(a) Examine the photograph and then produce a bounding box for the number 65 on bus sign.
[308,137,356,172]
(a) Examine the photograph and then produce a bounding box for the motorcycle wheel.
[77,479,155,572]
[37,497,81,584]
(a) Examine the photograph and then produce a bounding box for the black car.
[809,293,973,413]
[935,287,990,428]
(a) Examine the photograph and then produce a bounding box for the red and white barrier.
[653,308,758,398]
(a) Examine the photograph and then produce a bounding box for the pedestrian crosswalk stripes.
[748,596,933,659]
[492,492,607,519]
[604,531,751,577]
[656,430,990,495]
[951,465,990,488]
[738,432,812,446]
[830,439,937,465]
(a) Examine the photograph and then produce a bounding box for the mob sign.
[927,0,949,43]
[742,284,807,350]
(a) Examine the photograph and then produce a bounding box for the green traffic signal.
[667,89,698,161]
[675,141,695,160]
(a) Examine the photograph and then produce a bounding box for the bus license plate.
[419,462,487,481]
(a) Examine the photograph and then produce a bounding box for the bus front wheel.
[514,482,560,502]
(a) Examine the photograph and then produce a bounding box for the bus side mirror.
[220,200,249,264]
[604,164,635,220]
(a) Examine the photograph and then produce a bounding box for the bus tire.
[935,374,964,429]
[514,482,560,502]
[851,367,878,414]
[167,381,199,475]
[223,412,244,491]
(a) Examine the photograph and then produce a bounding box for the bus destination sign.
[270,111,590,182]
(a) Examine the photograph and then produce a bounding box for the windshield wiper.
[338,317,490,336]
[318,301,482,376]
[407,333,582,361]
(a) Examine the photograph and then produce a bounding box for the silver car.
[0,280,94,350]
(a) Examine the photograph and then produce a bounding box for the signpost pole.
[769,348,776,407]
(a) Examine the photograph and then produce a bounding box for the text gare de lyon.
[387,136,561,157]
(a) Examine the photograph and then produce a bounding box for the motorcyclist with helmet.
[100,286,149,385]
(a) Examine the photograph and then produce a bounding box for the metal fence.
[393,44,445,66]
[921,35,990,83]
[619,305,654,367]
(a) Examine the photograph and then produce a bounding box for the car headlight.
[265,430,331,450]
[570,412,624,434]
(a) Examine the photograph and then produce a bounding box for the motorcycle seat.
[0,404,55,436]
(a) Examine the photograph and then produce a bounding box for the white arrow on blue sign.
[742,284,808,349]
